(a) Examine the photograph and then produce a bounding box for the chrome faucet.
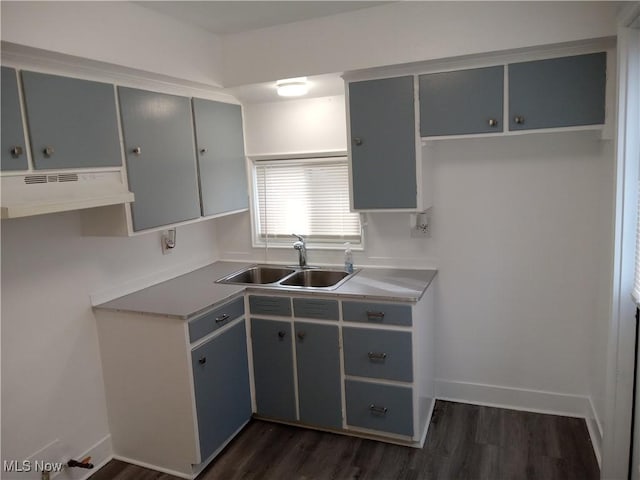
[292,233,307,268]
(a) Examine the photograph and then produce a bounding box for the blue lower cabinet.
[295,322,342,429]
[191,321,251,461]
[345,380,413,437]
[251,318,297,421]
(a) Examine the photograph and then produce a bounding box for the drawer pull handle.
[369,404,388,415]
[368,352,387,361]
[198,356,207,365]
[215,314,230,323]
[366,311,385,321]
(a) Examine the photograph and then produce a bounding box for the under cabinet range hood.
[1,171,134,219]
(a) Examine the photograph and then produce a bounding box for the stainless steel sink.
[216,265,358,290]
[217,266,295,285]
[279,269,351,288]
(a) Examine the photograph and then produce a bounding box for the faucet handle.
[292,233,305,243]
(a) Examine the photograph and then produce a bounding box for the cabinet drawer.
[345,380,413,437]
[343,328,413,382]
[189,296,244,343]
[342,301,412,326]
[249,295,291,317]
[293,298,339,321]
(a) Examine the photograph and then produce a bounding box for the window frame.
[248,153,364,251]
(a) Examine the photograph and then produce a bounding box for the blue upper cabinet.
[1,67,28,171]
[192,99,248,217]
[118,87,201,231]
[348,76,417,210]
[21,71,121,170]
[419,66,504,137]
[509,52,606,131]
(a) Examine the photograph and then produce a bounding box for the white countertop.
[94,261,437,319]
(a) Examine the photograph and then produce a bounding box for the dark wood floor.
[90,400,599,480]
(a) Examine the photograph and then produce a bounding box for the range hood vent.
[1,171,134,219]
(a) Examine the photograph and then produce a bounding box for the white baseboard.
[435,379,602,466]
[112,455,192,479]
[585,396,603,467]
[36,435,112,480]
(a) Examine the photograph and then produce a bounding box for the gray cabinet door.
[295,322,342,429]
[345,380,413,436]
[342,327,413,382]
[509,52,606,131]
[192,99,248,217]
[118,87,201,231]
[251,318,296,421]
[419,66,504,136]
[191,321,252,462]
[21,71,121,170]
[348,76,417,210]
[1,67,28,171]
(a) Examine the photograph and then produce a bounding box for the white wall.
[222,1,619,86]
[243,95,347,155]
[430,133,613,401]
[1,212,218,472]
[216,95,615,424]
[0,1,224,87]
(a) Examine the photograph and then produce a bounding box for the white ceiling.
[135,1,390,103]
[227,72,345,104]
[136,1,389,35]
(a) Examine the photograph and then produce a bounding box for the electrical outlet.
[161,229,176,255]
[410,209,432,238]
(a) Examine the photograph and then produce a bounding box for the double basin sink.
[217,265,358,290]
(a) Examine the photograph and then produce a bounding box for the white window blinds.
[254,157,361,244]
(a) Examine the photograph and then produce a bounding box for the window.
[252,156,361,247]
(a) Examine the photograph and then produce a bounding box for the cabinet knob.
[369,404,388,416]
[278,330,286,339]
[198,356,207,365]
[514,116,525,125]
[488,119,498,127]
[43,146,54,157]
[132,147,142,155]
[297,331,306,340]
[10,146,23,157]
[199,148,208,154]
[353,137,363,146]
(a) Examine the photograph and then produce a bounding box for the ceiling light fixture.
[276,77,309,97]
